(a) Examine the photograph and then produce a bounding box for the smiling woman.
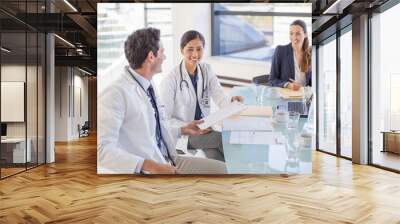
[269,19,312,90]
[158,30,244,166]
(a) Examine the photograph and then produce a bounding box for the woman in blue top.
[269,20,311,90]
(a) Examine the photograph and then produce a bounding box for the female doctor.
[160,30,243,162]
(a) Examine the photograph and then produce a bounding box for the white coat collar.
[180,61,204,98]
[126,66,156,92]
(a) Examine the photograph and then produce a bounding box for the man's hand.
[288,82,301,91]
[231,96,244,102]
[181,120,211,136]
[141,160,177,174]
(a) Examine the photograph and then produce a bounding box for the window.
[211,3,311,61]
[339,28,352,158]
[97,3,172,92]
[370,2,400,171]
[317,37,337,155]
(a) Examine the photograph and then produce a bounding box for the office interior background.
[0,0,400,223]
[313,0,400,172]
[0,0,97,179]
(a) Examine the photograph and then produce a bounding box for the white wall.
[72,73,89,138]
[1,65,35,138]
[55,67,69,141]
[55,67,89,141]
[1,65,26,141]
[171,3,269,81]
[79,75,89,125]
[1,64,46,163]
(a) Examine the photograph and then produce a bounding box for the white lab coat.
[97,67,179,174]
[159,62,230,149]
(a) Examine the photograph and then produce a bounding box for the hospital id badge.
[200,98,210,108]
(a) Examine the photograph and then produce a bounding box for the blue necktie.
[189,73,203,120]
[147,85,171,162]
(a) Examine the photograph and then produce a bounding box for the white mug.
[300,132,312,148]
[275,110,289,123]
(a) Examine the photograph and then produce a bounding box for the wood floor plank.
[0,134,400,223]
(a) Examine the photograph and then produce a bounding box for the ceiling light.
[1,47,11,53]
[63,0,78,12]
[54,34,75,48]
[78,67,92,76]
[323,0,354,15]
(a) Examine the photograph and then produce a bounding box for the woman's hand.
[231,96,244,102]
[287,82,301,91]
[181,120,211,136]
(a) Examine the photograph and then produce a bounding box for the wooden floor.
[0,167,26,178]
[373,151,400,171]
[1,135,400,223]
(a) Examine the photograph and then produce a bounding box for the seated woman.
[269,20,311,90]
[159,30,243,162]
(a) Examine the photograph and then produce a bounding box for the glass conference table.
[222,85,313,174]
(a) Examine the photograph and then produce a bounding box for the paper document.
[280,88,304,99]
[240,106,273,117]
[229,131,285,145]
[223,116,273,131]
[197,102,247,129]
[175,135,189,152]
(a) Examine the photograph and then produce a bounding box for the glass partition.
[1,30,28,178]
[370,3,400,171]
[27,31,38,169]
[317,37,337,155]
[0,1,46,179]
[38,32,45,165]
[339,28,352,158]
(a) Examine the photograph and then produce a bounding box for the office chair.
[79,121,90,138]
[252,74,270,86]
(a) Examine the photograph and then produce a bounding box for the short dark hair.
[180,30,205,50]
[124,27,160,69]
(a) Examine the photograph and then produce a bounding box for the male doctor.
[98,27,227,174]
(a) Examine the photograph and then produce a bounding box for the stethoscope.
[179,60,206,99]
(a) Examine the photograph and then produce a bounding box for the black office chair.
[252,74,270,86]
[79,121,90,138]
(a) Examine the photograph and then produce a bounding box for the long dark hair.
[291,20,311,73]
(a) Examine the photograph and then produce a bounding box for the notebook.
[279,88,305,99]
[240,106,273,117]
